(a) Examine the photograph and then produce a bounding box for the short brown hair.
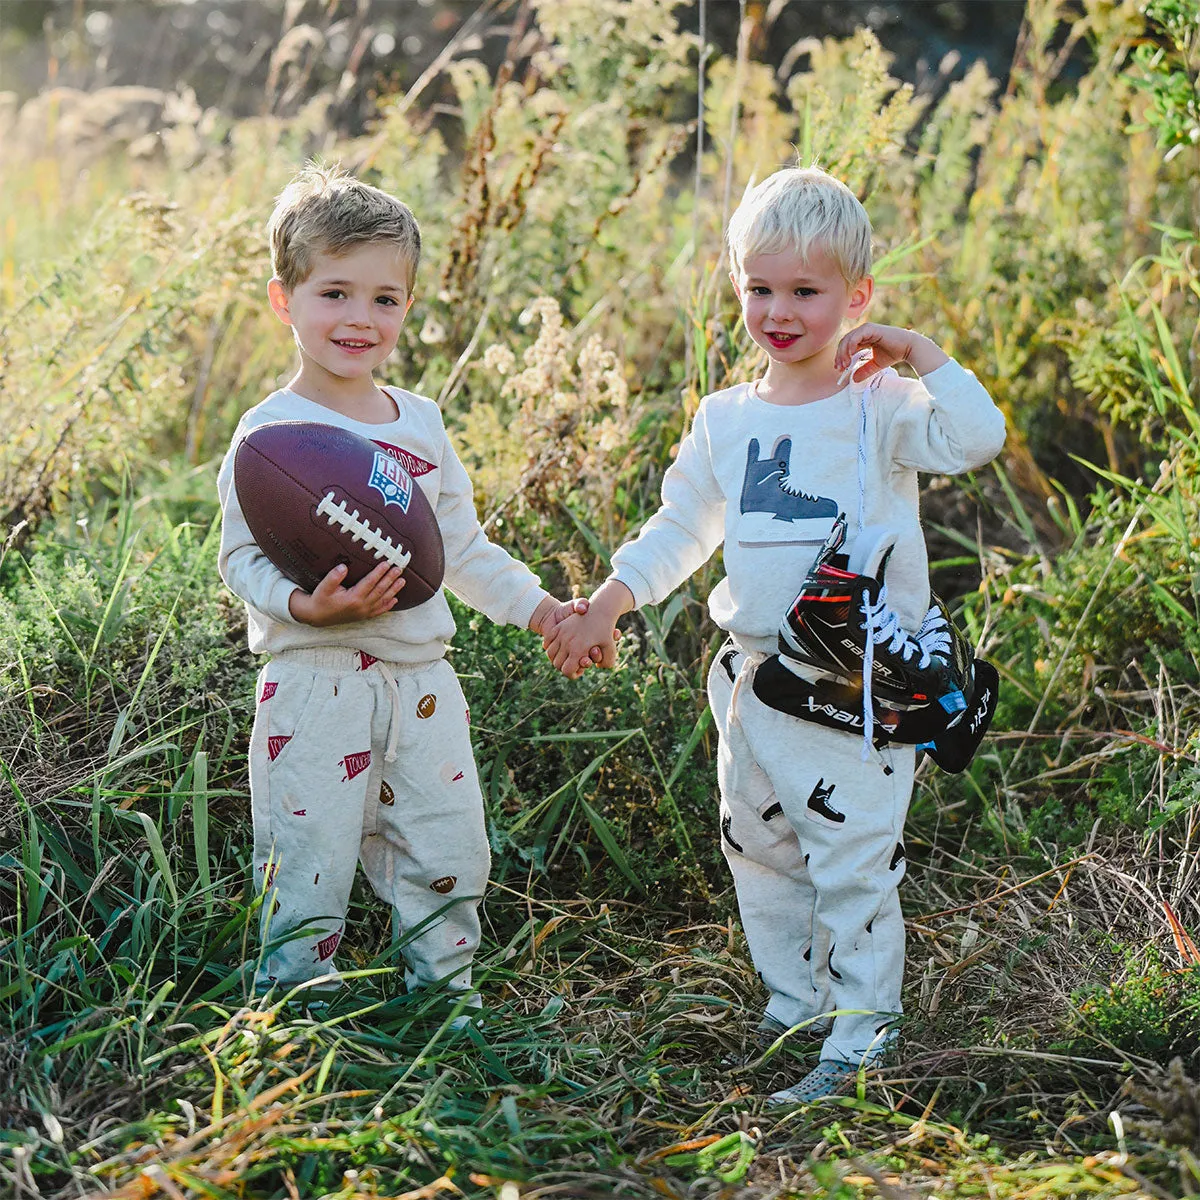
[267,160,421,291]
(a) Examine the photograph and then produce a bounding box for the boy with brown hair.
[218,162,588,1005]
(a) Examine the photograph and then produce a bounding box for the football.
[234,421,444,609]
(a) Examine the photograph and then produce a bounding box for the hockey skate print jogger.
[737,436,838,546]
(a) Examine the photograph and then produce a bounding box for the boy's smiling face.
[731,245,872,379]
[268,242,414,405]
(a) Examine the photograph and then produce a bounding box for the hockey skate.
[777,515,964,714]
[758,529,1000,771]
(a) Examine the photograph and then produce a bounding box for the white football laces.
[315,492,412,572]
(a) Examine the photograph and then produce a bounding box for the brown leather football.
[234,421,444,608]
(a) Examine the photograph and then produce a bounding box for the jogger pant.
[248,648,490,994]
[708,644,915,1065]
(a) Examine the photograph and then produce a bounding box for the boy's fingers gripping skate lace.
[767,1059,858,1107]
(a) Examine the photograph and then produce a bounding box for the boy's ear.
[405,292,414,316]
[847,274,874,319]
[267,278,293,326]
[729,270,742,301]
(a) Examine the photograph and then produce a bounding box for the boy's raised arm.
[838,324,1006,475]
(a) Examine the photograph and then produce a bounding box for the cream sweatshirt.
[217,386,549,662]
[610,360,1006,656]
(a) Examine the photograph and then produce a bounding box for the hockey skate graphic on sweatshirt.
[737,436,838,546]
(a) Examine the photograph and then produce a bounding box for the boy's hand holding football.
[835,324,950,382]
[289,561,407,626]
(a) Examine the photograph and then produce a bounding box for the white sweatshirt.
[610,359,1006,656]
[217,386,549,662]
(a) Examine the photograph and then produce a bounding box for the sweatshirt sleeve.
[610,401,725,608]
[882,359,1007,474]
[436,421,549,629]
[216,426,303,624]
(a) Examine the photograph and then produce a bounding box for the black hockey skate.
[904,598,999,770]
[777,515,965,715]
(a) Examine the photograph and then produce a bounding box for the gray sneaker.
[767,1058,858,1106]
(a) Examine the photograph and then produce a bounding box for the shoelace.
[915,605,952,659]
[860,584,932,760]
[863,586,935,668]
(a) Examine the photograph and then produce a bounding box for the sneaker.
[767,1058,859,1107]
[778,516,958,711]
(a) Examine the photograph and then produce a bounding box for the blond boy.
[547,166,1006,1102]
[218,163,586,1002]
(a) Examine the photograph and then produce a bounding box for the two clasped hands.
[534,577,636,681]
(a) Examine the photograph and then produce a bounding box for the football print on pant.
[417,693,437,718]
[247,653,492,996]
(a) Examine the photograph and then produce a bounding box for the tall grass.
[3,1,1200,1196]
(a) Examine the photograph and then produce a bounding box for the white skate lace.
[915,605,952,659]
[860,584,932,760]
[863,587,935,669]
[836,347,877,535]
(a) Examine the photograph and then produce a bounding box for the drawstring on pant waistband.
[727,647,765,728]
[375,660,402,763]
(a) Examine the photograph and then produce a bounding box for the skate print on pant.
[707,649,916,1065]
[738,436,838,546]
[721,808,745,854]
[805,777,845,826]
[827,944,843,982]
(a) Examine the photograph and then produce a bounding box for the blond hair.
[726,166,872,283]
[267,161,422,291]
